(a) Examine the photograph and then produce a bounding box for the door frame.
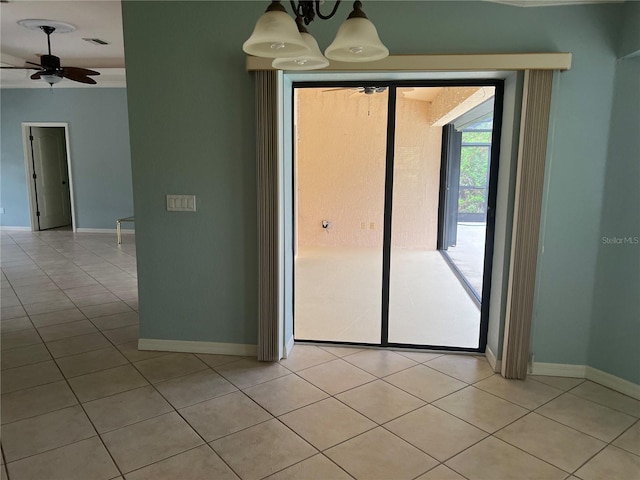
[21,122,76,232]
[290,80,503,353]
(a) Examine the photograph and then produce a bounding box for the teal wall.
[0,88,133,229]
[588,56,640,384]
[122,1,636,381]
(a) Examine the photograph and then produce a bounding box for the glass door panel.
[387,86,489,348]
[294,86,388,344]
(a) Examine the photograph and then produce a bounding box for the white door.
[29,127,72,230]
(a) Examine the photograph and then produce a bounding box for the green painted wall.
[122,1,635,381]
[0,88,133,229]
[588,56,640,384]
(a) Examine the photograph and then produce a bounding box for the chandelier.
[243,1,389,70]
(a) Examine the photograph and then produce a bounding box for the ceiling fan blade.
[63,66,100,77]
[61,69,97,84]
[30,72,43,80]
[323,88,353,92]
[26,61,44,68]
[1,66,40,70]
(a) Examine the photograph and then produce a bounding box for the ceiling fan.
[1,24,100,86]
[323,86,388,95]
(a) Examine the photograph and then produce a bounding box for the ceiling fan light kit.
[1,19,100,87]
[243,0,389,71]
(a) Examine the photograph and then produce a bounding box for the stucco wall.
[295,87,443,249]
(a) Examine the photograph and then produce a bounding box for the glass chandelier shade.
[242,2,309,59]
[324,5,388,62]
[272,20,330,71]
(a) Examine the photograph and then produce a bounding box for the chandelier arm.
[313,0,342,20]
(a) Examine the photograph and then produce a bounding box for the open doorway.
[293,82,502,352]
[22,124,75,231]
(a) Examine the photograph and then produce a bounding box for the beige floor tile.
[384,365,467,402]
[570,381,640,417]
[495,412,606,472]
[386,405,488,461]
[154,369,237,409]
[1,317,33,333]
[416,465,466,480]
[425,355,494,384]
[280,397,376,450]
[196,353,246,368]
[446,436,567,480]
[6,437,119,480]
[613,420,640,455]
[69,364,149,402]
[279,345,337,372]
[179,391,272,441]
[117,341,171,362]
[91,311,139,331]
[264,454,352,480]
[0,305,27,320]
[474,374,563,409]
[2,406,96,461]
[574,445,640,480]
[63,284,110,299]
[296,359,376,395]
[83,385,173,433]
[211,418,316,480]
[1,328,42,350]
[134,353,208,383]
[46,331,111,358]
[530,375,585,391]
[214,358,292,389]
[1,464,6,480]
[1,380,78,424]
[81,301,133,318]
[393,350,444,363]
[244,374,328,416]
[71,292,121,307]
[103,324,139,344]
[433,387,527,433]
[342,349,418,377]
[29,308,86,328]
[37,319,98,342]
[325,427,437,480]
[536,393,636,442]
[1,343,51,370]
[125,445,238,480]
[56,346,129,378]
[336,380,424,424]
[17,290,69,305]
[23,298,76,316]
[102,412,203,473]
[1,360,62,393]
[318,345,363,357]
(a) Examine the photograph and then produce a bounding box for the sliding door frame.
[291,79,504,354]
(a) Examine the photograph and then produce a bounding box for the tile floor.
[2,231,640,480]
[295,247,480,347]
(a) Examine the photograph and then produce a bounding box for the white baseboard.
[138,338,256,357]
[532,362,639,400]
[76,228,135,234]
[284,335,295,359]
[485,346,501,373]
[586,366,640,400]
[0,226,31,231]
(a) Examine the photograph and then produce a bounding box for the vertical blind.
[256,70,280,362]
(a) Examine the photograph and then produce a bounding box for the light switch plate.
[166,194,196,212]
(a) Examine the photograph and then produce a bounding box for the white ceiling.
[0,0,125,87]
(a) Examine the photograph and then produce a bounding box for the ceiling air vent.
[83,38,109,46]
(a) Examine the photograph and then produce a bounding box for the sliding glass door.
[294,81,502,352]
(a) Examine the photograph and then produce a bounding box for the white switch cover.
[166,195,196,212]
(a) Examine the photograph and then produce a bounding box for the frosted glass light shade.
[272,32,329,70]
[325,17,388,62]
[243,6,309,58]
[41,73,62,85]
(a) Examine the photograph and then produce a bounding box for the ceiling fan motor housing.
[40,54,61,69]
